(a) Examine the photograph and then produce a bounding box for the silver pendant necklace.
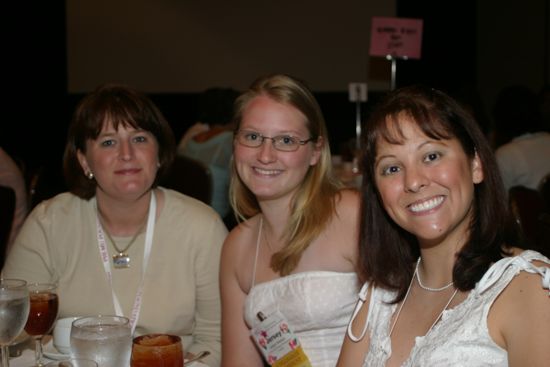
[102,224,144,269]
[97,205,149,269]
[415,257,454,292]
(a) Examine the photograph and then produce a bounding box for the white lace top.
[243,220,360,366]
[352,250,550,367]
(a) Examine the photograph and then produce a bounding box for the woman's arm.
[336,283,372,367]
[334,189,361,267]
[493,261,550,367]
[220,230,265,367]
[187,216,227,367]
[337,334,370,367]
[2,204,54,282]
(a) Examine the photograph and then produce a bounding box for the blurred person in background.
[0,146,28,253]
[492,84,550,191]
[177,87,240,223]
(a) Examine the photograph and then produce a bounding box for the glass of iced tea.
[24,283,58,367]
[131,334,184,367]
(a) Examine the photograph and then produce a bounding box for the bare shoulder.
[491,258,550,357]
[495,258,549,312]
[221,216,260,260]
[503,259,550,304]
[334,189,361,216]
[321,189,361,268]
[332,189,361,233]
[220,216,261,290]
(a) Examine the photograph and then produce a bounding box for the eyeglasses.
[235,130,314,152]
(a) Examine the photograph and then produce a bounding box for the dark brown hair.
[359,85,519,302]
[63,83,175,199]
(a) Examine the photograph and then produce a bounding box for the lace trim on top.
[347,250,550,366]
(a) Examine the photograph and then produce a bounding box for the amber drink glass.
[24,283,58,367]
[131,334,184,367]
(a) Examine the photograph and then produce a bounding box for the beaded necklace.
[389,258,458,337]
[415,257,454,292]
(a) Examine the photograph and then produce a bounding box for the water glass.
[70,316,131,367]
[0,279,29,367]
[131,334,184,367]
[44,359,98,367]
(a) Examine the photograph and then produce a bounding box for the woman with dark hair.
[220,74,360,366]
[3,83,226,366]
[337,85,550,366]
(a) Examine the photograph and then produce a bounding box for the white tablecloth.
[9,345,208,367]
[10,348,55,367]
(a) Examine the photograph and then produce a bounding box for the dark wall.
[393,1,491,133]
[5,0,480,186]
[396,0,477,92]
[3,1,68,181]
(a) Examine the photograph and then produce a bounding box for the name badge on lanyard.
[250,310,311,367]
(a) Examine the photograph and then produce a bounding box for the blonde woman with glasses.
[220,74,361,366]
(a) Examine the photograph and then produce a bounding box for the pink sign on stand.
[369,17,423,59]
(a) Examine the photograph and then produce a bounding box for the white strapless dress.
[244,271,359,367]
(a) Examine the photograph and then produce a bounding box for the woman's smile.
[408,195,445,214]
[252,167,283,177]
[114,167,142,175]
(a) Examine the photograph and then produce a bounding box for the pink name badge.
[369,17,423,59]
[251,311,311,367]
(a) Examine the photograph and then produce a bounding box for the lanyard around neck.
[95,192,157,334]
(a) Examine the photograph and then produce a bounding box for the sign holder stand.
[369,16,423,91]
[386,55,409,91]
[355,92,361,149]
[348,83,367,173]
[353,95,361,173]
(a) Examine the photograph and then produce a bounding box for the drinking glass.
[131,334,184,367]
[70,316,132,367]
[44,359,97,367]
[0,279,30,367]
[24,283,59,367]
